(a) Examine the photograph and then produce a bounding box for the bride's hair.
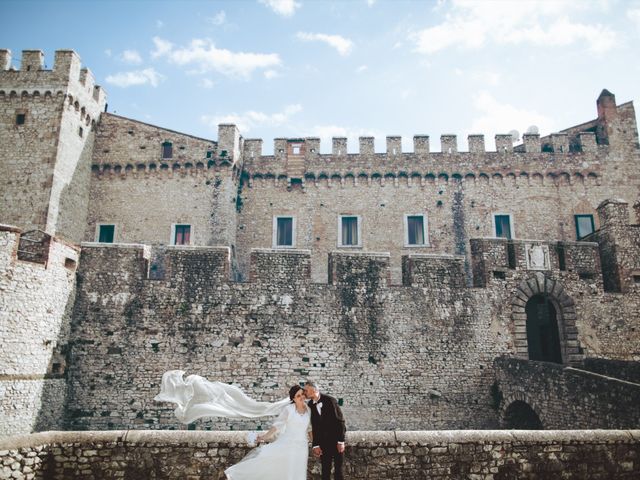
[289,385,303,403]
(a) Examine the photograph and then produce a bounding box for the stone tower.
[0,49,106,242]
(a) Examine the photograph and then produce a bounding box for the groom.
[304,380,346,480]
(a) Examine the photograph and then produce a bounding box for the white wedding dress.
[225,403,310,480]
[154,370,310,480]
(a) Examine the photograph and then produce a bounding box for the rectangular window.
[173,224,191,245]
[78,126,83,137]
[494,214,513,239]
[273,216,295,247]
[162,141,173,159]
[16,113,25,125]
[339,215,361,247]
[405,214,427,246]
[575,214,595,240]
[97,224,115,243]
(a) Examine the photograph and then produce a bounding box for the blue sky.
[3,0,640,153]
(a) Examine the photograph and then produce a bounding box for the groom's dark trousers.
[309,394,346,480]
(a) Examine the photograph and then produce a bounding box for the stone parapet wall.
[1,430,639,479]
[582,358,640,384]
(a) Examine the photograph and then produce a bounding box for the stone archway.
[500,391,545,429]
[503,400,543,429]
[510,272,582,365]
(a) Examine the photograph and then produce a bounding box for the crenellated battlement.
[75,237,611,291]
[0,49,106,112]
[239,129,614,159]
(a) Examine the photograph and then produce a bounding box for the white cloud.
[151,37,173,59]
[104,49,112,57]
[105,68,165,88]
[156,20,164,29]
[412,0,617,55]
[208,10,226,26]
[202,104,302,133]
[469,91,554,140]
[259,0,301,17]
[199,78,215,89]
[264,69,280,79]
[367,0,376,6]
[628,7,640,29]
[356,65,368,73]
[120,50,143,65]
[456,68,502,86]
[151,37,281,79]
[296,32,354,56]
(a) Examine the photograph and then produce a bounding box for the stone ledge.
[2,429,639,450]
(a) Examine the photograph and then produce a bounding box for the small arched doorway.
[525,294,563,363]
[503,400,543,429]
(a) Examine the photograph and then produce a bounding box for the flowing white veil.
[154,370,290,424]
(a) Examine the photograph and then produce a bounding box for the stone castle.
[1,48,639,443]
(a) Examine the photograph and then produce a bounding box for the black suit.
[309,394,346,480]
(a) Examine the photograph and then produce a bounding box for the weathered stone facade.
[1,48,639,448]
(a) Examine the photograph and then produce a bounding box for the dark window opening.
[526,294,563,364]
[162,141,173,159]
[174,225,190,245]
[495,215,512,239]
[64,258,77,270]
[633,275,640,285]
[98,225,115,243]
[78,126,83,137]
[16,113,25,125]
[493,271,506,280]
[407,215,425,245]
[557,244,566,271]
[206,151,213,158]
[341,216,358,246]
[575,214,595,240]
[507,242,516,269]
[276,217,293,247]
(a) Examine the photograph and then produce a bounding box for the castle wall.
[0,50,106,242]
[0,91,62,231]
[86,114,239,250]
[0,226,79,437]
[78,91,640,287]
[236,157,634,284]
[66,245,509,431]
[64,235,639,432]
[2,430,639,480]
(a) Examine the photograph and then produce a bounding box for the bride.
[154,371,310,480]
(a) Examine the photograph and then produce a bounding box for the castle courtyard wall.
[63,240,639,433]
